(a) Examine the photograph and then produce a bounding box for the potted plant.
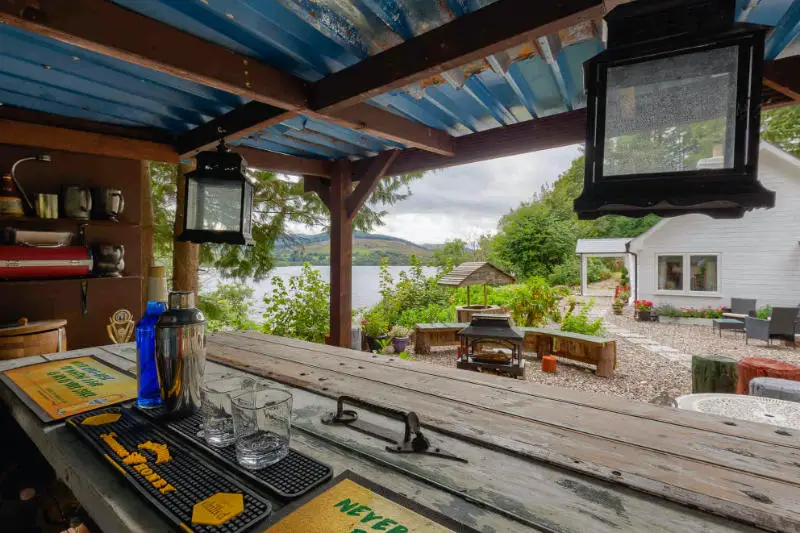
[361,306,389,352]
[612,299,625,315]
[634,299,653,322]
[389,325,411,353]
[618,290,630,304]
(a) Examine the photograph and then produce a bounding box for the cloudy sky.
[367,144,582,244]
[288,143,582,244]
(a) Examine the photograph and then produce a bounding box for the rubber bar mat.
[138,407,333,500]
[67,407,272,533]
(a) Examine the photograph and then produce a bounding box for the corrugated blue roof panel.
[2,0,799,162]
[0,23,245,132]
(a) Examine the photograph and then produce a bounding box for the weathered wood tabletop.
[2,331,799,533]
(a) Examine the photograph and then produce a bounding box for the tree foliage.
[197,283,258,332]
[761,106,800,157]
[261,263,330,343]
[491,156,659,280]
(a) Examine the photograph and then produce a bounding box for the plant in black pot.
[361,306,389,352]
[634,300,653,322]
[389,325,411,353]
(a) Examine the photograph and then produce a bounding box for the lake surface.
[202,265,438,320]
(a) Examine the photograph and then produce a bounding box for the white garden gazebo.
[576,238,636,300]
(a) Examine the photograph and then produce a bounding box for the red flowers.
[634,300,653,312]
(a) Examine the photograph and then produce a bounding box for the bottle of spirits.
[0,173,24,216]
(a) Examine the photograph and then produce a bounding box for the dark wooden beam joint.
[345,150,399,220]
[764,56,800,102]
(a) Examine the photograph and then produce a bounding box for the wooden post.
[692,355,738,393]
[580,254,588,296]
[140,161,154,315]
[328,160,353,347]
[173,163,199,293]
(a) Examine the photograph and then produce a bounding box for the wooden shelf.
[0,275,141,286]
[0,216,139,228]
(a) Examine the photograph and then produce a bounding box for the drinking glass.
[200,375,257,448]
[232,386,292,469]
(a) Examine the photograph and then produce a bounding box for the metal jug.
[155,291,206,416]
[62,186,92,220]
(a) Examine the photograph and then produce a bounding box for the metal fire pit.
[457,314,525,378]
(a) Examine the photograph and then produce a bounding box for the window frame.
[654,253,721,297]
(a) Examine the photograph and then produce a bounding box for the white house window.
[690,255,718,292]
[658,255,684,291]
[657,253,720,294]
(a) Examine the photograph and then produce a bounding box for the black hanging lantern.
[574,0,775,219]
[178,139,254,245]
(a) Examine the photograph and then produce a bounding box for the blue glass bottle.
[136,301,166,408]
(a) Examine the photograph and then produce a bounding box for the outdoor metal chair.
[745,307,800,348]
[730,298,757,315]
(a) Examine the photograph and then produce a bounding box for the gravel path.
[408,296,800,405]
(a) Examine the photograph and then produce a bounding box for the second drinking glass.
[200,375,257,448]
[232,386,292,469]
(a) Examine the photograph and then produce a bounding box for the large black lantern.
[574,0,775,219]
[178,140,254,245]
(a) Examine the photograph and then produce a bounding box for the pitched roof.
[438,262,515,287]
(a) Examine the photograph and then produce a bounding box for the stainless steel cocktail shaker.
[155,291,206,416]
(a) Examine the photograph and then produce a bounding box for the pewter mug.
[92,188,125,220]
[62,186,91,220]
[155,291,206,416]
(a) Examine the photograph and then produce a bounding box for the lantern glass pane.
[186,177,242,232]
[603,45,739,177]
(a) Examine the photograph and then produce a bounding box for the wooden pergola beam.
[0,119,178,163]
[233,146,332,177]
[764,56,800,103]
[310,0,604,112]
[346,150,399,220]
[0,0,454,156]
[352,109,587,179]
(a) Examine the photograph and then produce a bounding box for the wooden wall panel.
[0,144,145,349]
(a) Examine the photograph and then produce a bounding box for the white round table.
[676,393,800,430]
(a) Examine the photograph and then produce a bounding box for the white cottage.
[578,142,800,309]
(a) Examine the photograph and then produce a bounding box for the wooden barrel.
[0,318,67,359]
[736,357,800,394]
[456,305,505,323]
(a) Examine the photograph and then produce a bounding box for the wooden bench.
[414,323,616,377]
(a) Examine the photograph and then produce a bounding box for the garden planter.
[658,316,714,326]
[637,310,652,322]
[391,336,410,353]
[365,334,388,352]
[613,308,624,315]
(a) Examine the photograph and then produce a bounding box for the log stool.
[541,355,557,373]
[736,357,800,394]
[749,377,800,403]
[692,355,738,393]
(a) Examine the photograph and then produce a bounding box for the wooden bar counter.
[1,331,798,532]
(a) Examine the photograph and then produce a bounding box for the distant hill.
[274,232,434,266]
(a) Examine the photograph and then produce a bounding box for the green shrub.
[587,258,613,282]
[620,266,630,287]
[548,260,580,286]
[389,325,411,338]
[376,256,451,325]
[654,304,724,319]
[560,299,605,336]
[261,263,330,343]
[756,305,772,319]
[396,304,455,328]
[198,283,258,332]
[360,305,390,337]
[499,277,568,327]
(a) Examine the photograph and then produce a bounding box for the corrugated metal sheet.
[1,0,799,161]
[576,238,631,255]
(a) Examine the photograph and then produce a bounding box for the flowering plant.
[634,299,653,312]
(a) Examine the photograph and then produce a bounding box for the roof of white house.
[576,238,632,255]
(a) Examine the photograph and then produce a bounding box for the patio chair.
[745,307,800,347]
[729,298,757,316]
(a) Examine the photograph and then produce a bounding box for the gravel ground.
[408,295,800,404]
